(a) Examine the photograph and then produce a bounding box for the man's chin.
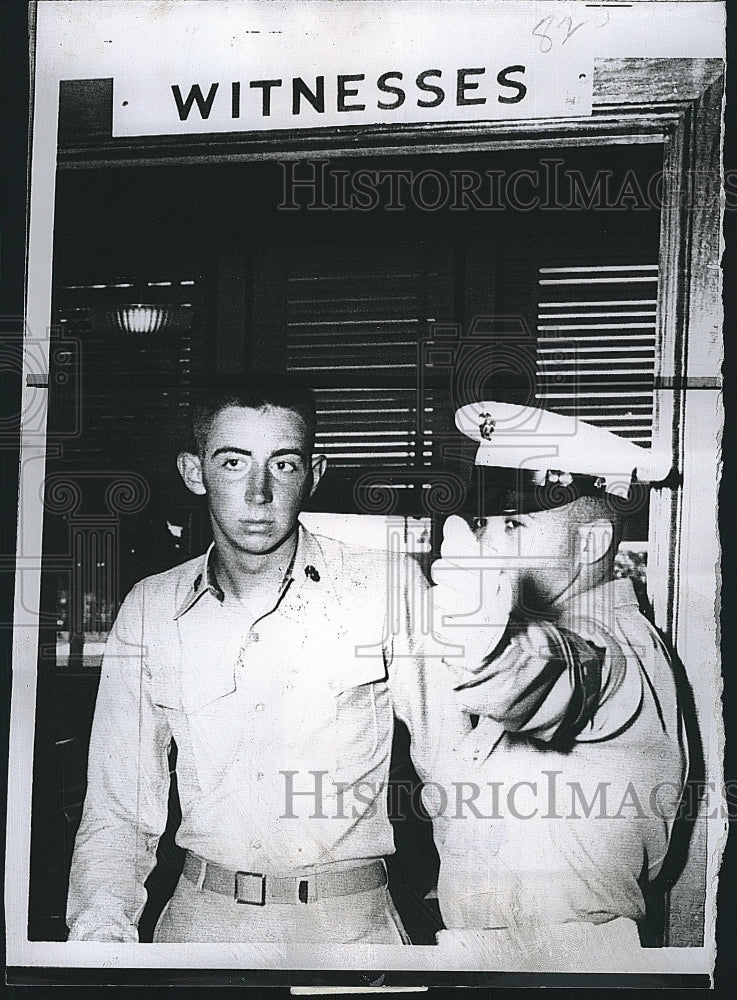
[238,533,278,553]
[236,526,294,555]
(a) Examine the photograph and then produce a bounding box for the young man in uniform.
[65,375,488,945]
[427,401,687,961]
[68,377,410,943]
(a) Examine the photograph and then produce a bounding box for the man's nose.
[243,464,273,504]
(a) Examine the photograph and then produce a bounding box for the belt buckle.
[234,871,266,905]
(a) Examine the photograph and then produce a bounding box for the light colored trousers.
[153,874,410,944]
[436,917,643,969]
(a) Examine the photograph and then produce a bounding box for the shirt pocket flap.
[150,668,182,710]
[181,659,237,713]
[151,657,237,713]
[327,642,387,696]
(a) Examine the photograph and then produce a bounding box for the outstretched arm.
[453,619,609,745]
[424,516,643,748]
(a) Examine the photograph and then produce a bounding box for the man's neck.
[549,560,613,615]
[212,529,299,605]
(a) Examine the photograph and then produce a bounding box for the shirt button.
[255,702,265,712]
[252,839,262,850]
[249,631,260,643]
[256,771,264,781]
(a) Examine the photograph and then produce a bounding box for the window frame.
[38,57,724,949]
[55,56,724,638]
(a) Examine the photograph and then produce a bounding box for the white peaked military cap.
[454,401,671,515]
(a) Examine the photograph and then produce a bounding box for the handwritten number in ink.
[532,16,554,52]
[533,14,588,51]
[558,16,587,45]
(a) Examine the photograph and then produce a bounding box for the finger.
[440,515,478,561]
[431,558,493,592]
[434,560,478,586]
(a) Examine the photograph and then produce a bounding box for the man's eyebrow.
[210,446,307,460]
[210,446,252,459]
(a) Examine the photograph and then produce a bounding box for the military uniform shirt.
[429,578,688,932]
[66,525,445,942]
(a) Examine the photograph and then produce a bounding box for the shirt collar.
[174,543,224,620]
[173,523,330,621]
[280,522,335,605]
[554,576,641,628]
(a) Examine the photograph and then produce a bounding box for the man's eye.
[272,460,298,473]
[223,457,244,469]
[504,518,523,531]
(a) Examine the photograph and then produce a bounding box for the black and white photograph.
[6,0,727,987]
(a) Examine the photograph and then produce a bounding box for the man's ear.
[576,519,615,565]
[177,451,207,496]
[308,454,327,498]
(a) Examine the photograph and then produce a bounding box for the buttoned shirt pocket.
[149,658,186,718]
[331,664,392,782]
[150,654,240,796]
[149,656,238,714]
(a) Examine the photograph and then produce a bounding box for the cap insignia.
[478,413,496,440]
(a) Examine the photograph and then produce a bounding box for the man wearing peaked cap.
[426,401,687,961]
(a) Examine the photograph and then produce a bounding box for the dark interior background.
[29,143,664,942]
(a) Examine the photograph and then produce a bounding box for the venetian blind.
[278,239,454,471]
[535,263,659,447]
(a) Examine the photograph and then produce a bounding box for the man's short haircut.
[190,373,317,456]
[566,495,624,556]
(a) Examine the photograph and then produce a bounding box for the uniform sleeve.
[453,620,610,746]
[386,553,455,783]
[65,582,172,942]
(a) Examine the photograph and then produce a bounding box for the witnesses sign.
[111,1,595,136]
